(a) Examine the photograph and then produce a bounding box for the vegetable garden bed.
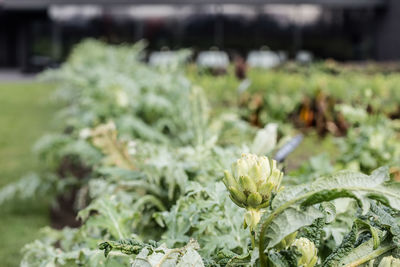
[1,40,399,266]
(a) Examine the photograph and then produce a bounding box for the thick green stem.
[250,229,256,249]
[343,244,396,267]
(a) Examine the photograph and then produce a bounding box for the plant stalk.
[343,244,396,267]
[250,229,256,249]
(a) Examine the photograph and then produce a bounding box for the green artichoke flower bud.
[292,238,318,267]
[378,256,400,267]
[223,153,283,210]
[223,154,284,231]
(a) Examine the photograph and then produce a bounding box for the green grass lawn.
[0,82,59,266]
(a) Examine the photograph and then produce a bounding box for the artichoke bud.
[378,256,400,267]
[292,238,318,267]
[247,192,263,208]
[223,153,284,210]
[244,209,261,231]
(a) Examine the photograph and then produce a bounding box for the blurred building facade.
[0,0,398,72]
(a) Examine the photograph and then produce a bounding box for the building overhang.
[1,0,387,10]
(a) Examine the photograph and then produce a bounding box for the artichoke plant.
[292,238,318,267]
[378,256,400,267]
[223,153,283,230]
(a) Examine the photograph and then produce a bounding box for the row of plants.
[1,40,400,266]
[189,61,400,135]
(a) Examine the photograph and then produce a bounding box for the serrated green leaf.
[99,239,144,257]
[323,223,359,267]
[78,196,130,239]
[273,167,393,215]
[369,182,400,211]
[263,206,324,249]
[364,202,400,246]
[177,247,205,267]
[300,189,362,209]
[131,240,204,267]
[354,219,380,249]
[225,252,252,266]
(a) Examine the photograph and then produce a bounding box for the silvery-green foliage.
[78,196,133,240]
[130,138,242,197]
[0,173,56,205]
[210,113,257,147]
[323,198,358,247]
[155,182,248,257]
[15,40,400,267]
[81,139,244,241]
[0,131,101,205]
[33,133,102,170]
[1,39,217,209]
[21,227,130,267]
[98,238,204,267]
[41,39,210,147]
[335,104,368,125]
[336,115,400,173]
[131,239,204,267]
[257,167,400,266]
[251,123,278,156]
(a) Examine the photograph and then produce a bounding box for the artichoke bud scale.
[223,170,237,188]
[239,175,257,194]
[228,186,247,204]
[247,192,262,207]
[229,195,245,208]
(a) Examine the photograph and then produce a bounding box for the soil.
[50,155,92,229]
